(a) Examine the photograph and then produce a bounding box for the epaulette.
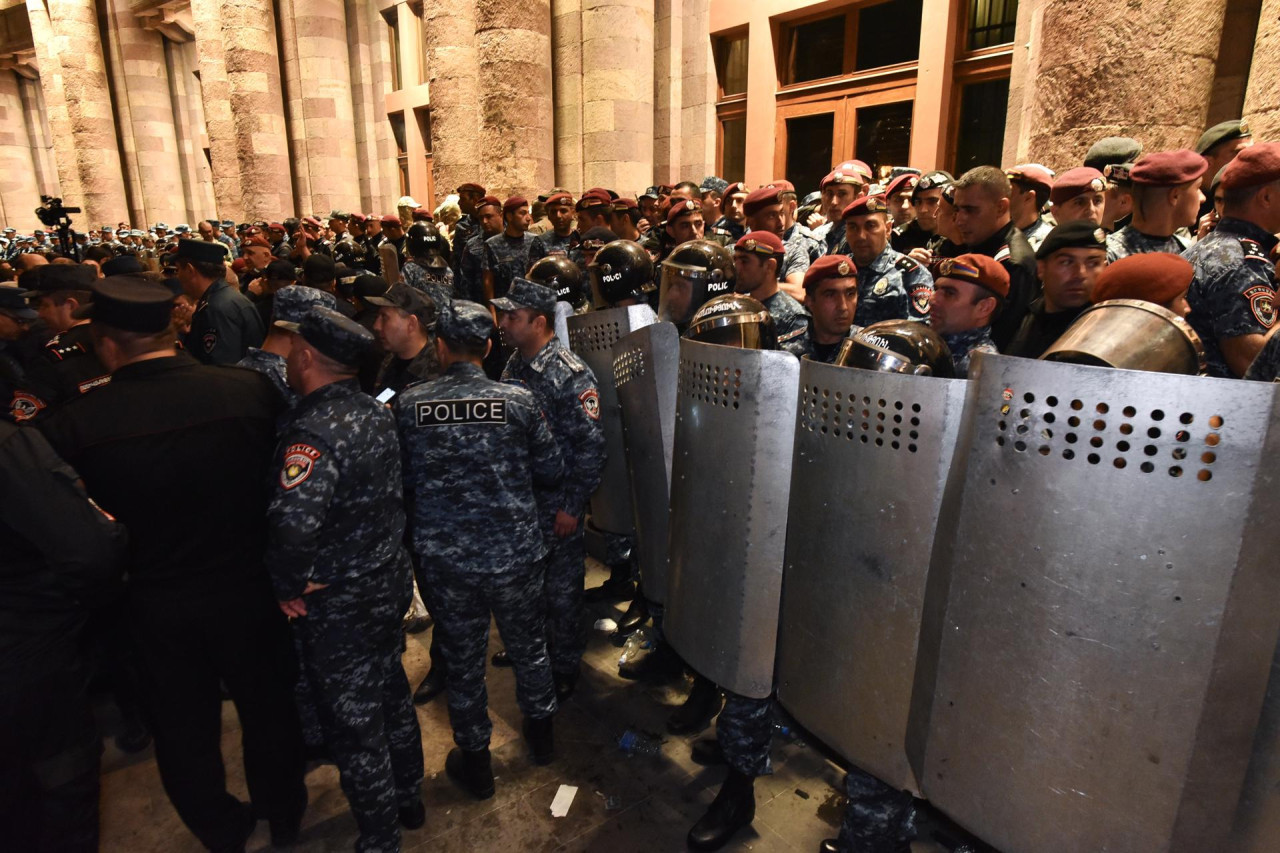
[44,334,87,362]
[1241,238,1271,263]
[557,348,586,373]
[993,245,1011,263]
[777,326,807,343]
[894,254,920,273]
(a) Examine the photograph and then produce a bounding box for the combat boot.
[523,715,554,765]
[666,673,722,735]
[584,562,634,602]
[553,669,579,702]
[687,769,755,850]
[412,667,446,705]
[445,747,495,800]
[610,595,649,643]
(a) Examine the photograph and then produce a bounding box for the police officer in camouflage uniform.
[238,285,338,404]
[742,184,816,294]
[266,307,425,852]
[928,254,1006,378]
[449,183,487,277]
[779,254,861,362]
[1106,149,1205,261]
[528,192,579,262]
[482,197,539,302]
[400,223,455,307]
[1006,165,1055,252]
[1185,143,1280,378]
[841,196,933,327]
[493,279,606,700]
[457,196,504,303]
[394,300,564,800]
[731,231,809,338]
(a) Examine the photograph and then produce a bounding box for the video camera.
[34,196,81,257]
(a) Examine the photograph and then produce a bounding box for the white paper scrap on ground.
[550,784,578,817]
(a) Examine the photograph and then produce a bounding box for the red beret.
[586,186,616,199]
[380,214,401,225]
[1221,142,1280,191]
[884,173,920,199]
[767,179,796,194]
[412,207,433,221]
[743,185,782,216]
[834,160,874,183]
[734,230,785,258]
[666,198,701,223]
[841,194,890,219]
[576,191,611,211]
[1050,167,1107,205]
[475,195,503,211]
[803,254,857,290]
[502,196,528,214]
[720,182,750,211]
[244,237,272,249]
[612,197,638,211]
[231,258,248,274]
[1005,164,1055,196]
[302,216,322,227]
[935,253,1010,299]
[1092,253,1193,305]
[821,167,866,189]
[456,182,486,194]
[544,192,573,207]
[267,223,286,233]
[347,213,366,224]
[1131,149,1208,186]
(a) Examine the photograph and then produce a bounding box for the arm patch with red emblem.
[578,388,600,420]
[280,443,322,489]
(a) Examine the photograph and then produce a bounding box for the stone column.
[25,0,130,226]
[0,70,41,231]
[1022,0,1229,168]
[16,73,60,201]
[346,0,393,212]
[1242,0,1280,141]
[475,0,555,198]
[678,0,713,181]
[550,0,583,192]
[580,0,654,193]
[652,0,682,185]
[425,0,483,204]
[189,0,293,221]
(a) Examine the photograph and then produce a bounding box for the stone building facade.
[0,0,1273,231]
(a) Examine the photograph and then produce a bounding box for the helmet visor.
[659,261,731,326]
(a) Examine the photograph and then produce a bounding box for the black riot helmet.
[834,319,955,377]
[686,294,778,350]
[527,255,588,311]
[407,222,451,266]
[658,239,735,328]
[332,237,367,268]
[587,239,655,307]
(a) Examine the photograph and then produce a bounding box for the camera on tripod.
[35,196,81,229]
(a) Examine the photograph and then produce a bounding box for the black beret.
[1035,221,1110,259]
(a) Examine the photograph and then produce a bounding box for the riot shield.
[775,359,968,794]
[1231,637,1280,850]
[911,353,1280,853]
[553,301,575,349]
[566,305,658,549]
[665,338,800,699]
[612,323,681,604]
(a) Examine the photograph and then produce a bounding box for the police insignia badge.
[280,443,321,489]
[10,391,45,422]
[937,258,955,277]
[911,287,932,314]
[837,261,851,276]
[1094,228,1107,244]
[579,387,601,420]
[873,278,889,295]
[203,330,218,353]
[1244,285,1277,328]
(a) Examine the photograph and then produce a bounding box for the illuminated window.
[714,34,748,97]
[968,0,1019,49]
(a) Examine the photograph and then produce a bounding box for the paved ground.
[97,561,951,852]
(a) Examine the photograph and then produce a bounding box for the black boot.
[690,736,726,766]
[445,747,495,800]
[412,667,446,705]
[610,595,649,644]
[584,562,635,602]
[523,715,554,765]
[667,674,722,735]
[618,638,682,681]
[687,769,755,851]
[818,841,839,853]
[397,797,426,830]
[553,670,579,703]
[114,712,152,754]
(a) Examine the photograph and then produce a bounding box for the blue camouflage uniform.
[1106,226,1190,262]
[500,332,606,678]
[943,326,998,378]
[394,308,565,751]
[761,289,810,338]
[264,313,423,853]
[853,246,934,327]
[528,230,579,264]
[1020,217,1054,253]
[401,259,455,309]
[237,285,338,406]
[457,233,489,303]
[236,349,292,404]
[832,766,917,852]
[779,321,860,363]
[781,224,819,278]
[1246,331,1280,382]
[1184,217,1278,377]
[483,233,540,300]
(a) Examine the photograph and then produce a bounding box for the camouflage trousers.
[292,554,424,853]
[716,690,773,778]
[545,533,586,676]
[834,766,916,853]
[424,561,558,751]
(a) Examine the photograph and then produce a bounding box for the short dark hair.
[83,245,115,264]
[954,166,1012,200]
[441,336,488,359]
[184,259,226,280]
[674,181,701,196]
[1010,179,1050,210]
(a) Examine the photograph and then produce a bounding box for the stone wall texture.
[1242,0,1280,141]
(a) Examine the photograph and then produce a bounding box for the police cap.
[492,277,557,314]
[912,170,954,199]
[0,286,37,320]
[437,300,494,347]
[1035,221,1109,259]
[364,281,432,317]
[700,176,729,195]
[100,255,146,277]
[1195,120,1251,156]
[271,285,338,327]
[23,263,96,294]
[78,275,175,333]
[175,238,227,265]
[1084,136,1143,171]
[289,306,374,366]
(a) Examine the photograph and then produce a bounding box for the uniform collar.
[112,352,196,379]
[864,245,895,273]
[944,326,992,351]
[1217,217,1279,252]
[298,376,360,407]
[445,361,487,378]
[520,337,561,374]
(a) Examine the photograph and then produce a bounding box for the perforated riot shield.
[775,359,968,794]
[566,305,658,548]
[665,338,800,699]
[911,353,1280,853]
[612,323,681,603]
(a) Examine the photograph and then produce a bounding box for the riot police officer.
[1106,149,1206,261]
[400,222,455,307]
[493,279,606,700]
[841,196,933,326]
[393,301,564,799]
[457,196,503,303]
[657,239,735,331]
[779,254,861,362]
[928,254,1008,377]
[1006,222,1108,359]
[731,231,809,337]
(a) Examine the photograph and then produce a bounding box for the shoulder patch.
[415,397,508,426]
[777,326,807,343]
[578,388,600,420]
[45,335,86,361]
[10,390,46,422]
[910,287,933,314]
[993,245,1012,263]
[279,443,322,490]
[1244,284,1277,328]
[1241,238,1271,263]
[202,330,218,353]
[894,255,920,272]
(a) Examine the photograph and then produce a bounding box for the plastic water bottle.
[617,729,662,757]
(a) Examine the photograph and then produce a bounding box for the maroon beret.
[734,230,785,259]
[884,173,920,199]
[379,214,400,225]
[842,194,890,219]
[1221,142,1280,191]
[1050,167,1107,205]
[544,191,573,207]
[832,160,874,183]
[267,223,286,233]
[502,196,529,214]
[475,195,503,211]
[586,186,616,200]
[803,254,857,290]
[768,179,796,194]
[576,191,611,211]
[666,198,701,223]
[1092,253,1193,305]
[612,197,638,211]
[1131,149,1209,186]
[347,213,366,224]
[412,207,433,221]
[243,236,272,249]
[743,186,782,216]
[455,182,486,194]
[935,253,1010,299]
[720,182,750,211]
[302,216,322,228]
[1006,164,1055,196]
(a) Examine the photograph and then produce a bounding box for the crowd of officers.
[2,116,1279,853]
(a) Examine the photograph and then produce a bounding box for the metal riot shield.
[911,353,1280,853]
[612,323,681,604]
[1230,637,1280,850]
[566,305,658,552]
[553,301,575,349]
[665,338,800,699]
[775,359,968,794]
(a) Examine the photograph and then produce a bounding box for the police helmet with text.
[588,239,654,306]
[835,319,955,377]
[659,239,735,327]
[686,293,778,350]
[528,255,588,311]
